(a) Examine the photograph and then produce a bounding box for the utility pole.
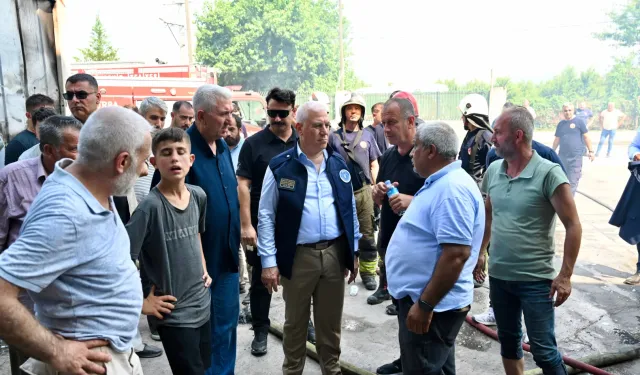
[185,0,194,65]
[338,0,344,91]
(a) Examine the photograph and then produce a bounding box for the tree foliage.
[195,0,364,92]
[597,0,640,49]
[75,16,119,62]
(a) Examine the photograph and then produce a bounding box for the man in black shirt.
[370,97,426,375]
[4,94,55,166]
[236,87,314,356]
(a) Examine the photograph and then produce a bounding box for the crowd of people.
[0,72,638,375]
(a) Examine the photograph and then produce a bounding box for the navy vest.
[610,162,640,245]
[268,146,356,280]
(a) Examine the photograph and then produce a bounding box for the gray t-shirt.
[127,184,210,328]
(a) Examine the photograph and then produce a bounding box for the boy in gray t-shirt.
[127,127,213,374]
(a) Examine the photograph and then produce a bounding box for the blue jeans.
[596,129,616,156]
[489,277,567,375]
[205,272,239,375]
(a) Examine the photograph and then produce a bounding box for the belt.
[299,237,340,250]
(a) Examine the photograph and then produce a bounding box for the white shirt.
[600,109,624,130]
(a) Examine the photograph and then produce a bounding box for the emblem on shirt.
[279,178,296,191]
[339,169,351,183]
[359,141,368,149]
[570,123,576,129]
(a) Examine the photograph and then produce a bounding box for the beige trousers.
[280,239,347,375]
[20,347,143,375]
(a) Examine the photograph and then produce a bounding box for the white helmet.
[458,94,491,131]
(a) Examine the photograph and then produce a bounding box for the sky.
[63,0,633,89]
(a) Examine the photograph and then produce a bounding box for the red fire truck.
[71,63,267,134]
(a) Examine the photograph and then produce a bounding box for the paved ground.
[1,130,639,374]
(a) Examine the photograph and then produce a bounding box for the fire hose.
[465,315,640,375]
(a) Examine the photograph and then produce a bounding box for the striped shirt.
[0,157,47,251]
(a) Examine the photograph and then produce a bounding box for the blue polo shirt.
[385,161,484,312]
[150,124,240,276]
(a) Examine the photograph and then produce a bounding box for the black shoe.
[385,303,398,316]
[136,343,163,358]
[376,358,402,374]
[251,331,268,356]
[361,274,378,291]
[367,288,390,305]
[307,320,316,345]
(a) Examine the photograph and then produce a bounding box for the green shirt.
[482,151,568,281]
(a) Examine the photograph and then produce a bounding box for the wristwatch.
[418,299,435,312]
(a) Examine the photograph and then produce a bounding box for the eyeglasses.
[267,109,290,119]
[63,91,95,100]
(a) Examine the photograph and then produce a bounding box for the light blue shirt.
[229,136,245,171]
[0,159,143,352]
[257,145,361,269]
[629,130,640,160]
[385,161,485,312]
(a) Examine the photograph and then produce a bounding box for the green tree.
[75,16,119,62]
[597,0,640,49]
[195,0,363,91]
[606,54,640,127]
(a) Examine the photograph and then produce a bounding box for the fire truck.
[71,62,267,134]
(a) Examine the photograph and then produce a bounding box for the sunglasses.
[63,91,95,100]
[267,109,290,119]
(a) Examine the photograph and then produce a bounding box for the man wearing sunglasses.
[63,74,101,124]
[236,87,318,356]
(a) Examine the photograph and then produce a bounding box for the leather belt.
[300,237,339,250]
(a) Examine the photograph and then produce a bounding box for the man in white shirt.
[597,102,625,157]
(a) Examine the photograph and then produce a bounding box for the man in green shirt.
[481,106,582,375]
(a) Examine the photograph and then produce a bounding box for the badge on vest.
[570,123,576,129]
[279,178,296,191]
[339,169,351,183]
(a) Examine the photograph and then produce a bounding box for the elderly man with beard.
[0,106,153,375]
[484,107,581,375]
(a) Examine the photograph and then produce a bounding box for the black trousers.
[246,247,272,334]
[157,321,212,375]
[397,296,469,375]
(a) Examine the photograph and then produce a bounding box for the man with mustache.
[329,93,381,292]
[171,101,195,130]
[0,107,152,375]
[64,74,101,125]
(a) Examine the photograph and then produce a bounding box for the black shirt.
[236,126,298,227]
[376,145,425,249]
[4,129,38,166]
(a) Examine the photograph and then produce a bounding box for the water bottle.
[349,285,359,296]
[385,180,405,216]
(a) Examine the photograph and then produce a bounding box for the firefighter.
[458,94,493,185]
[328,93,381,291]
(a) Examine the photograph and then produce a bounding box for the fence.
[259,90,489,122]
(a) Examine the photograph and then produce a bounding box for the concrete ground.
[1,130,639,374]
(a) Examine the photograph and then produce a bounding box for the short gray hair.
[139,96,168,116]
[296,101,329,124]
[502,107,534,145]
[76,106,152,169]
[193,84,232,113]
[383,98,415,119]
[39,115,83,152]
[415,122,459,159]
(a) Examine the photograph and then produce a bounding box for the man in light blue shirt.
[0,107,153,374]
[386,121,484,375]
[257,101,361,375]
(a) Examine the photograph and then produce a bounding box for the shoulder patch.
[279,178,296,191]
[339,169,351,183]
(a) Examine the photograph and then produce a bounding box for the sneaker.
[251,331,268,356]
[362,274,378,291]
[385,303,398,316]
[474,279,483,288]
[624,272,640,285]
[376,358,402,374]
[136,343,163,358]
[472,307,496,326]
[150,332,161,341]
[307,320,316,345]
[367,288,391,305]
[523,332,529,344]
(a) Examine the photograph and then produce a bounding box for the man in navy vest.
[257,101,361,375]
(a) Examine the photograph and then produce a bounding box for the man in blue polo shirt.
[386,121,484,374]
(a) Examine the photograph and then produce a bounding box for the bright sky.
[64,0,632,89]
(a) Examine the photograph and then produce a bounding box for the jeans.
[559,155,582,196]
[397,296,469,375]
[489,277,567,375]
[596,129,616,156]
[206,272,240,375]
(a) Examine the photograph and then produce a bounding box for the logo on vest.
[570,123,576,129]
[339,169,351,183]
[359,141,368,149]
[279,178,296,191]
